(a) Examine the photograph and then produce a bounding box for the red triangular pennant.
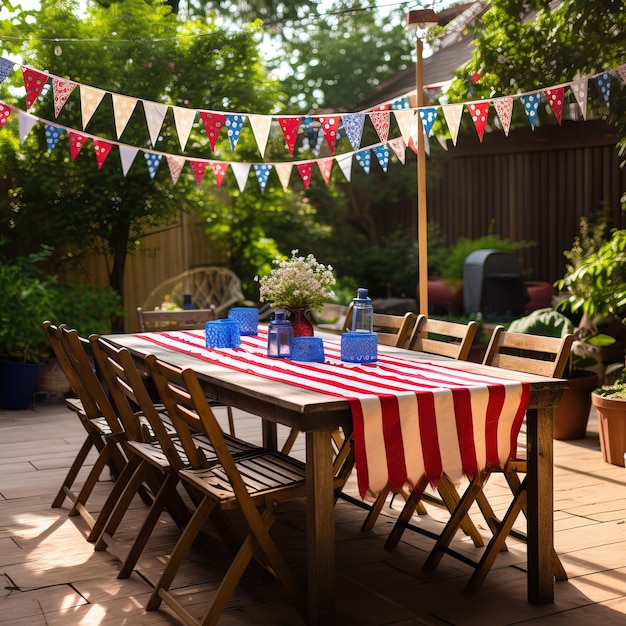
[296,162,314,189]
[200,112,226,150]
[69,131,88,161]
[0,103,11,129]
[21,66,49,109]
[93,139,113,169]
[319,116,339,155]
[467,101,489,141]
[278,116,301,155]
[189,160,208,187]
[544,86,564,125]
[211,161,228,188]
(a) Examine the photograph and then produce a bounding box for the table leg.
[306,430,336,625]
[526,407,554,603]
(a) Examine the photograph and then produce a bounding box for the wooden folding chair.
[144,355,350,624]
[361,316,483,544]
[43,321,131,531]
[136,306,216,332]
[87,334,259,579]
[136,306,236,437]
[389,327,573,592]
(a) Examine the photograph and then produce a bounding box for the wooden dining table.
[104,328,568,625]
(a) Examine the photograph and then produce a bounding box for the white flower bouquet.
[257,250,336,312]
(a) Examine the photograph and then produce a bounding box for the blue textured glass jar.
[267,310,294,358]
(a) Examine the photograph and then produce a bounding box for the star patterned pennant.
[0,103,12,129]
[254,163,272,191]
[388,137,406,164]
[93,139,113,170]
[21,66,48,109]
[52,77,76,118]
[166,155,185,185]
[373,145,390,172]
[355,149,371,174]
[211,161,229,188]
[69,131,88,161]
[418,107,438,137]
[544,87,564,124]
[370,111,390,143]
[225,114,246,151]
[144,153,162,179]
[119,145,139,176]
[596,72,611,107]
[341,113,365,150]
[317,158,333,185]
[319,116,339,155]
[394,110,414,145]
[189,160,208,187]
[278,117,301,155]
[520,93,540,129]
[44,124,64,152]
[492,97,513,136]
[200,112,226,150]
[467,101,489,141]
[296,162,314,189]
[0,57,14,85]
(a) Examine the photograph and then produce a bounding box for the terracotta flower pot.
[592,392,626,467]
[553,370,598,440]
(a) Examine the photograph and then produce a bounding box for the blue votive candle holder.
[205,319,241,349]
[340,331,378,363]
[227,307,259,336]
[291,336,325,362]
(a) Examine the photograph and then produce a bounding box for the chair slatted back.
[343,305,418,348]
[482,326,573,378]
[136,307,216,332]
[408,316,478,360]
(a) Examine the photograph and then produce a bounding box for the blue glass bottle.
[351,288,374,332]
[267,310,294,358]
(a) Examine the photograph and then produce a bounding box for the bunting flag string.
[2,56,620,166]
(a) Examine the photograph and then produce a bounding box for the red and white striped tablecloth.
[135,329,529,498]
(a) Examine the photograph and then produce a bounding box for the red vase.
[286,307,314,337]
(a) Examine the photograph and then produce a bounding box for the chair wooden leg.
[147,496,216,611]
[422,477,483,571]
[361,486,392,531]
[436,476,485,548]
[384,476,429,549]
[281,429,300,455]
[226,405,236,437]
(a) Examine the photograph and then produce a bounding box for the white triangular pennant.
[248,114,272,157]
[230,162,251,192]
[274,163,293,191]
[436,134,448,151]
[112,93,138,139]
[143,101,168,147]
[18,110,38,143]
[570,79,588,120]
[336,153,353,182]
[442,104,463,145]
[119,145,139,176]
[388,137,406,164]
[172,106,196,150]
[394,110,414,145]
[80,85,106,129]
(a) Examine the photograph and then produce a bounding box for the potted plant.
[0,246,58,409]
[507,307,599,440]
[592,362,626,466]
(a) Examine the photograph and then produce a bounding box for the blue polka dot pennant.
[253,163,272,191]
[373,145,389,172]
[44,124,64,152]
[596,73,611,107]
[144,153,162,179]
[520,93,540,129]
[418,107,438,137]
[225,114,246,150]
[355,149,371,174]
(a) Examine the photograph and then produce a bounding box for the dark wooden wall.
[388,119,625,285]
